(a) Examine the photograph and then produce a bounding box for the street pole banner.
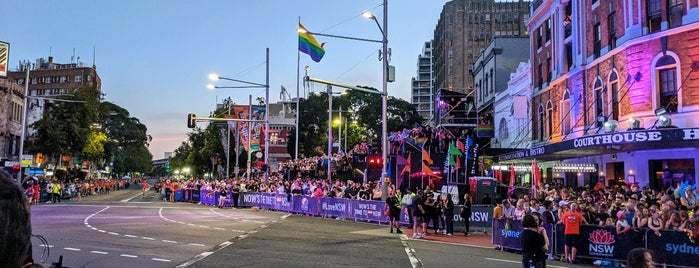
[200,190,215,205]
[0,41,8,77]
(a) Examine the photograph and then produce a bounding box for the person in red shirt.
[141,181,149,197]
[558,202,588,264]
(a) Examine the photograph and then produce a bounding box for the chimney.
[48,56,53,63]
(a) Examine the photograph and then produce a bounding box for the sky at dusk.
[1,0,446,159]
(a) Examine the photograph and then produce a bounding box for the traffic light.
[187,113,196,128]
[367,155,382,169]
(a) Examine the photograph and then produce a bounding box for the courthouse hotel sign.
[497,128,699,161]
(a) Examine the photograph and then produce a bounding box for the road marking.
[219,241,233,247]
[39,244,53,248]
[121,190,146,202]
[213,227,225,230]
[142,237,155,240]
[120,254,138,258]
[485,258,568,268]
[152,258,171,262]
[98,230,106,233]
[399,234,423,268]
[124,234,137,238]
[64,248,81,251]
[162,240,178,243]
[188,243,206,247]
[108,232,119,235]
[90,251,108,255]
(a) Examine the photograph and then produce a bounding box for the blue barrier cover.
[647,229,699,267]
[320,197,349,218]
[349,199,386,223]
[292,195,320,216]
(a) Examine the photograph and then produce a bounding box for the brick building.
[0,77,25,162]
[498,0,699,189]
[7,57,101,137]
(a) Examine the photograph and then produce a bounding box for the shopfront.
[496,128,699,189]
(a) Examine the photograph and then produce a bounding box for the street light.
[299,1,389,199]
[363,1,389,200]
[207,48,270,181]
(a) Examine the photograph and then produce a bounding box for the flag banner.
[401,153,411,175]
[216,123,229,157]
[422,148,433,165]
[298,23,326,62]
[229,105,265,153]
[475,124,494,137]
[467,136,479,177]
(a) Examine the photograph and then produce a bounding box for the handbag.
[384,207,390,217]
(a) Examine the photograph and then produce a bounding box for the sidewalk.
[402,228,493,248]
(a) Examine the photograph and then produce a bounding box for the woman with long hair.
[461,193,472,236]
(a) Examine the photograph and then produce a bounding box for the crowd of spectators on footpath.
[492,179,699,265]
[20,174,133,204]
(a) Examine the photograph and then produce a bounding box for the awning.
[495,127,699,162]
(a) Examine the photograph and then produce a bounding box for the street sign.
[21,154,33,167]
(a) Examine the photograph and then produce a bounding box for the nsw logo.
[588,229,615,257]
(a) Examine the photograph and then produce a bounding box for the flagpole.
[295,16,301,161]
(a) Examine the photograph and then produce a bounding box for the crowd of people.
[20,175,133,204]
[489,181,697,267]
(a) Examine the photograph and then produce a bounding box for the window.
[608,71,619,120]
[561,90,571,135]
[547,101,553,138]
[499,118,508,140]
[594,78,605,128]
[490,69,494,93]
[538,105,545,141]
[545,18,551,42]
[74,75,82,82]
[31,78,37,84]
[17,78,24,85]
[608,11,617,49]
[537,61,543,88]
[546,55,552,82]
[668,0,684,28]
[647,0,662,33]
[593,21,601,58]
[60,76,69,83]
[87,75,92,82]
[656,55,678,113]
[537,27,543,48]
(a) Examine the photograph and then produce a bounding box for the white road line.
[98,230,106,233]
[124,234,137,238]
[188,243,206,247]
[485,258,568,268]
[90,251,108,255]
[219,241,233,247]
[108,232,119,235]
[120,254,138,258]
[39,245,53,248]
[230,229,245,233]
[64,248,81,251]
[175,252,212,267]
[213,227,225,230]
[162,240,178,243]
[121,190,146,202]
[152,258,171,262]
[399,234,423,268]
[142,237,155,240]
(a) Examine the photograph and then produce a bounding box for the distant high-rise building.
[411,41,433,123]
[432,0,530,97]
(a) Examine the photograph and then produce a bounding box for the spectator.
[520,214,547,268]
[646,205,663,237]
[558,202,587,264]
[0,172,35,267]
[616,210,632,235]
[444,193,454,236]
[401,188,414,227]
[481,193,492,205]
[626,248,655,268]
[412,190,425,239]
[680,186,697,211]
[386,189,402,234]
[492,198,504,220]
[461,193,472,236]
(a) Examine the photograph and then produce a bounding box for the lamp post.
[363,1,389,200]
[207,48,270,181]
[299,1,389,199]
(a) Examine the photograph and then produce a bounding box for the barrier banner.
[647,229,699,267]
[191,189,200,203]
[350,199,386,223]
[453,205,493,230]
[292,195,319,216]
[272,194,292,212]
[320,197,349,218]
[492,218,523,250]
[554,224,644,261]
[240,192,264,207]
[200,190,215,205]
[174,190,184,201]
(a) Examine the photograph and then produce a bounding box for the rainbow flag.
[298,23,325,62]
[475,124,494,137]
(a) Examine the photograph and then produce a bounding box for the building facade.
[493,60,532,150]
[411,41,434,123]
[472,37,531,136]
[7,57,101,137]
[0,78,25,162]
[432,0,530,97]
[499,0,699,189]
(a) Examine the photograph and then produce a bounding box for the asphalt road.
[30,188,586,268]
